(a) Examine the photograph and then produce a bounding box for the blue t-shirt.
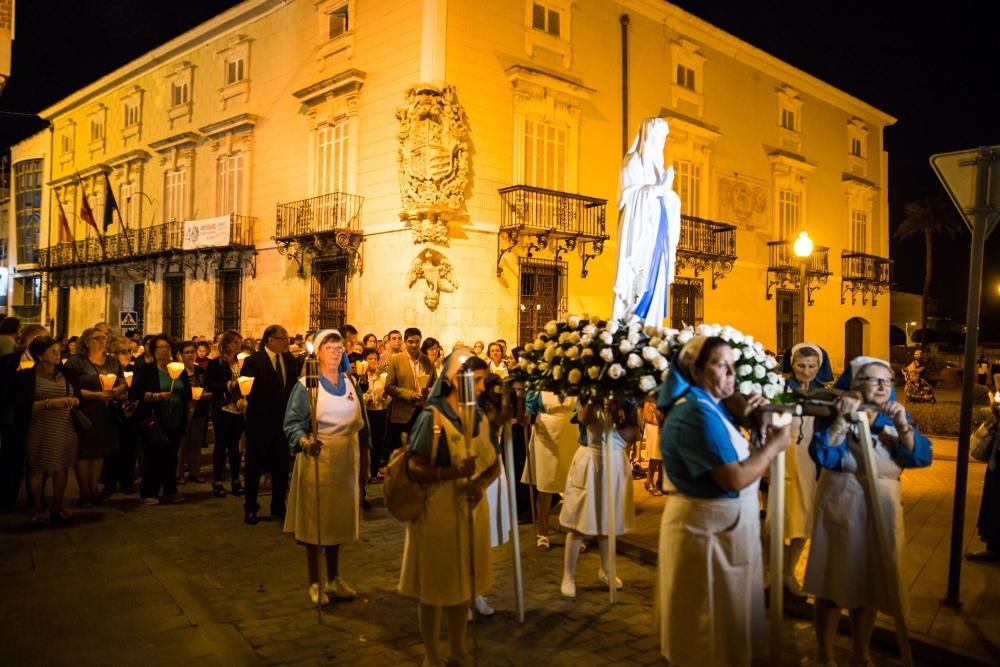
[660,386,741,499]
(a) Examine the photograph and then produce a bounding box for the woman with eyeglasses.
[805,356,932,667]
[63,327,129,507]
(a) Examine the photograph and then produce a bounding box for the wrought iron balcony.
[496,185,608,277]
[38,214,257,281]
[765,240,832,304]
[675,214,737,289]
[274,192,365,276]
[840,251,891,305]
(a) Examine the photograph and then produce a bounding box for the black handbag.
[63,377,93,433]
[138,415,171,449]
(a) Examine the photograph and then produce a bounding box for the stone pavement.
[0,474,912,667]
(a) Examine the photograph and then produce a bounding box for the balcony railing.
[675,214,737,288]
[275,192,364,240]
[273,192,365,276]
[38,214,257,271]
[497,185,608,277]
[765,240,832,303]
[841,250,891,305]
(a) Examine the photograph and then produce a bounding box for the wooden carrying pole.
[305,352,322,625]
[850,412,913,667]
[602,399,618,603]
[767,450,785,666]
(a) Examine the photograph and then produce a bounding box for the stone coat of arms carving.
[407,248,457,311]
[396,83,470,244]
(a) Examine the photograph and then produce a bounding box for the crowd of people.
[4,312,999,666]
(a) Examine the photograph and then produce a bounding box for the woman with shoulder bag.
[129,334,190,506]
[63,327,128,507]
[12,336,80,525]
[968,400,1000,562]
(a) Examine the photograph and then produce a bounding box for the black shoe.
[244,511,258,525]
[271,505,286,519]
[966,550,1000,562]
[212,483,227,497]
[231,482,245,497]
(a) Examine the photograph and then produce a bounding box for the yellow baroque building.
[6,0,894,370]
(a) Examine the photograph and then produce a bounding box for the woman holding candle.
[106,336,140,495]
[205,330,246,497]
[130,334,191,505]
[282,329,371,605]
[12,336,80,525]
[399,351,499,666]
[177,340,209,485]
[358,347,390,482]
[63,327,128,507]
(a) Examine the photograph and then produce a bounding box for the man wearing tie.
[241,325,299,525]
[385,327,437,456]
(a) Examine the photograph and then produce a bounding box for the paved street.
[0,474,911,667]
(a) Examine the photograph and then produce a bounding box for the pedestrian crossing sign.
[119,310,139,329]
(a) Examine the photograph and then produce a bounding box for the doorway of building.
[845,316,868,363]
[311,256,348,331]
[517,258,567,346]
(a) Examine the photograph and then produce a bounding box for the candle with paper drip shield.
[19,359,35,370]
[99,373,117,392]
[191,386,204,401]
[236,375,255,397]
[166,361,185,393]
[237,352,249,372]
[123,371,133,387]
[455,363,480,636]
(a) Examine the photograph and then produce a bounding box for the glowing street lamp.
[793,231,814,341]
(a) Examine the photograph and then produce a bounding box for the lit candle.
[123,371,133,387]
[356,360,367,375]
[166,362,184,380]
[305,341,315,356]
[237,375,255,396]
[237,352,249,371]
[99,373,117,391]
[19,359,35,370]
[191,386,204,401]
[994,390,1000,405]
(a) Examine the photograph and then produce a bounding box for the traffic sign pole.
[945,147,994,606]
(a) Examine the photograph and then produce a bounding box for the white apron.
[486,455,512,547]
[398,410,496,606]
[783,414,817,539]
[558,428,635,536]
[521,392,579,494]
[283,378,364,546]
[804,422,907,614]
[656,398,765,667]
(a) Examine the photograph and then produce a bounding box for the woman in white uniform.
[521,390,579,550]
[656,336,791,667]
[805,356,932,667]
[558,397,638,599]
[283,329,370,606]
[398,351,500,667]
[776,342,832,593]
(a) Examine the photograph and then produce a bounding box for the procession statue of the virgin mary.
[611,118,682,326]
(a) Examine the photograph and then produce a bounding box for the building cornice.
[622,0,896,127]
[38,0,286,120]
[293,69,367,105]
[199,113,259,138]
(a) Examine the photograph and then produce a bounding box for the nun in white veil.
[611,117,682,326]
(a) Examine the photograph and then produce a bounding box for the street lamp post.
[793,231,814,342]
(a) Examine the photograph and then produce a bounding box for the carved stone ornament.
[407,248,458,311]
[396,83,470,240]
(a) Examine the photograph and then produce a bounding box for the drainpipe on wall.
[620,13,630,155]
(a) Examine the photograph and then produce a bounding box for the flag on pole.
[80,192,100,234]
[102,173,120,232]
[56,196,74,243]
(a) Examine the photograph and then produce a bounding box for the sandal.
[536,535,551,552]
[644,481,662,496]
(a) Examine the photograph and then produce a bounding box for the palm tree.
[894,197,963,341]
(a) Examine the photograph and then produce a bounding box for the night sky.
[3,1,998,336]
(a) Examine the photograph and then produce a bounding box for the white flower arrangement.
[511,316,785,403]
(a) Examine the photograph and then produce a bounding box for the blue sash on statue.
[635,196,670,320]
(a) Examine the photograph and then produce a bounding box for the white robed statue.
[611,117,682,326]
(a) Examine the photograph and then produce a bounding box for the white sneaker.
[473,595,494,616]
[597,569,624,590]
[309,583,330,606]
[324,576,356,600]
[560,578,576,600]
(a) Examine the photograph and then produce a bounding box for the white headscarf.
[848,356,892,389]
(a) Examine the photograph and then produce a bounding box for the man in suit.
[241,325,299,525]
[384,327,437,455]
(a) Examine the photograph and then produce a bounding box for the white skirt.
[521,408,579,495]
[486,457,512,547]
[558,433,635,537]
[803,469,906,614]
[283,432,360,546]
[656,489,765,667]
